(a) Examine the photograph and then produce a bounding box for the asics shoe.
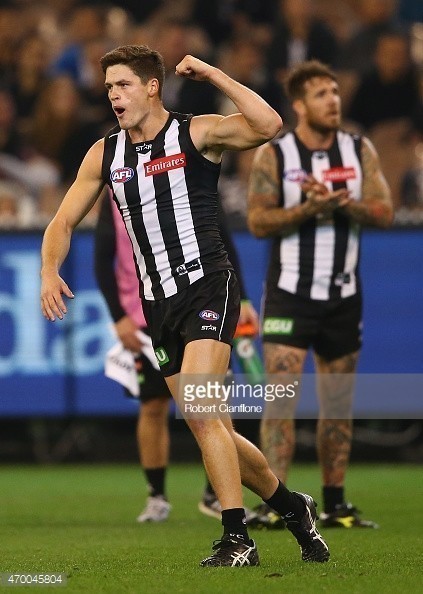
[198,494,222,520]
[200,534,259,567]
[319,502,379,528]
[136,495,171,523]
[285,492,330,562]
[247,503,286,530]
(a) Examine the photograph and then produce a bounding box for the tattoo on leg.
[317,419,352,486]
[260,419,295,483]
[263,344,305,374]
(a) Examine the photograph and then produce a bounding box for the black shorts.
[262,288,362,361]
[142,270,240,376]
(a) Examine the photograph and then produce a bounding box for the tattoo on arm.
[342,137,393,228]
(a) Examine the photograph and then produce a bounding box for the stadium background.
[0,0,422,463]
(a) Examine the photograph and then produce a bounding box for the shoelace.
[210,537,244,556]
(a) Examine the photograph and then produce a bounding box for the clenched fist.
[175,55,214,82]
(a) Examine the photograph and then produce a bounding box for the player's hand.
[40,271,74,321]
[238,300,260,336]
[115,316,142,352]
[175,55,214,82]
[302,175,351,215]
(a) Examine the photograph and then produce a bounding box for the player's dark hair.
[100,45,165,98]
[285,60,338,101]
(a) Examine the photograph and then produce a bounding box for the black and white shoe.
[285,492,330,562]
[247,503,286,530]
[200,534,259,567]
[319,503,379,528]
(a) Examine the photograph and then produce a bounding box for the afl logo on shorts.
[110,167,134,183]
[199,310,220,321]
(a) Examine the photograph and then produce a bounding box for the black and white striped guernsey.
[102,112,232,300]
[267,130,363,301]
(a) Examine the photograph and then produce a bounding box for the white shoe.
[198,494,258,524]
[136,496,171,523]
[198,495,222,519]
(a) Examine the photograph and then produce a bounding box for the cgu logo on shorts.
[263,317,294,335]
[144,153,186,177]
[199,310,220,321]
[110,167,135,183]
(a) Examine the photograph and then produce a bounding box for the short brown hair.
[285,60,338,101]
[100,45,165,98]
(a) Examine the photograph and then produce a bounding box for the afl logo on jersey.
[199,309,220,321]
[110,167,134,183]
[284,168,308,183]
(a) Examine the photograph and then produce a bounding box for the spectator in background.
[400,109,423,214]
[30,76,102,186]
[0,180,36,229]
[218,149,258,231]
[48,4,106,88]
[190,0,239,46]
[0,4,25,79]
[347,29,421,131]
[153,19,219,115]
[78,37,117,131]
[338,0,402,74]
[0,88,24,159]
[8,33,50,134]
[216,38,284,117]
[266,0,339,80]
[0,86,60,225]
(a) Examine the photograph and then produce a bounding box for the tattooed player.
[247,60,393,529]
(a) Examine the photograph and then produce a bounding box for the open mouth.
[114,107,125,116]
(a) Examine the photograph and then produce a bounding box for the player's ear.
[293,98,306,118]
[147,78,160,97]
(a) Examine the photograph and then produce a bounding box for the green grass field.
[1,463,422,593]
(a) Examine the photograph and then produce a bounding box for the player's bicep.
[192,114,270,155]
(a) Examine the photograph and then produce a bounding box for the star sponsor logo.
[144,153,186,176]
[135,142,152,154]
[322,166,356,183]
[201,324,217,331]
[110,167,134,183]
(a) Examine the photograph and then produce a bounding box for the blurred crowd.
[0,0,422,230]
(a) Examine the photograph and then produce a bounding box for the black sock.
[204,478,215,497]
[264,481,305,521]
[221,508,249,543]
[145,467,166,498]
[323,486,344,513]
